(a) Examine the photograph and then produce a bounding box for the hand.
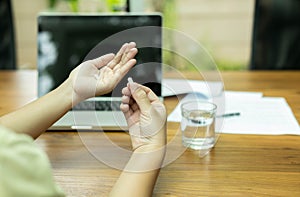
[69,42,138,104]
[120,82,167,152]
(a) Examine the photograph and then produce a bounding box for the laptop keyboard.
[72,100,122,111]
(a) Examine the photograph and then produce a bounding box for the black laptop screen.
[38,14,162,98]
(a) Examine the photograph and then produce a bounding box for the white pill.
[128,77,134,84]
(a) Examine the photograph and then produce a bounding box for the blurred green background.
[12,0,253,70]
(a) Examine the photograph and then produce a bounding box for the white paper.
[162,79,223,98]
[223,90,263,101]
[218,97,300,135]
[167,91,300,135]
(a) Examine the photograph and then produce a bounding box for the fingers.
[121,42,137,65]
[129,83,159,103]
[107,42,137,69]
[120,103,130,113]
[122,86,131,97]
[114,48,138,73]
[121,82,160,112]
[122,95,130,104]
[90,53,115,69]
[106,43,128,69]
[120,92,133,119]
[138,86,160,103]
[121,83,161,116]
[120,86,138,116]
[129,83,152,112]
[118,58,137,76]
[83,42,137,71]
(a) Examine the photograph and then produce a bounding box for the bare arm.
[0,79,73,139]
[0,43,138,139]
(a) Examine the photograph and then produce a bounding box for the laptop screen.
[37,14,162,98]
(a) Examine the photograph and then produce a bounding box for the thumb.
[130,83,151,112]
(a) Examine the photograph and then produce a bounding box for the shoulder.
[0,125,65,197]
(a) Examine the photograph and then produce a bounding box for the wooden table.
[1,70,300,196]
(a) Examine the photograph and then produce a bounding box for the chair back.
[250,0,300,70]
[0,0,16,70]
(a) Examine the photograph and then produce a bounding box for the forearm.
[0,80,73,139]
[110,146,165,197]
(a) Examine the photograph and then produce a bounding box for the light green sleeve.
[0,125,65,197]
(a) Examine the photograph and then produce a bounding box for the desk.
[1,70,300,196]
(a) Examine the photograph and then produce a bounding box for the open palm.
[70,42,138,104]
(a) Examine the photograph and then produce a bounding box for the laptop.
[37,13,162,130]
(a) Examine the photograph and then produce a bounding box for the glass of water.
[181,101,217,150]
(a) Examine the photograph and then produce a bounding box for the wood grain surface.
[1,70,300,196]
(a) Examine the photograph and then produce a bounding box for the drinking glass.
[181,101,217,150]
